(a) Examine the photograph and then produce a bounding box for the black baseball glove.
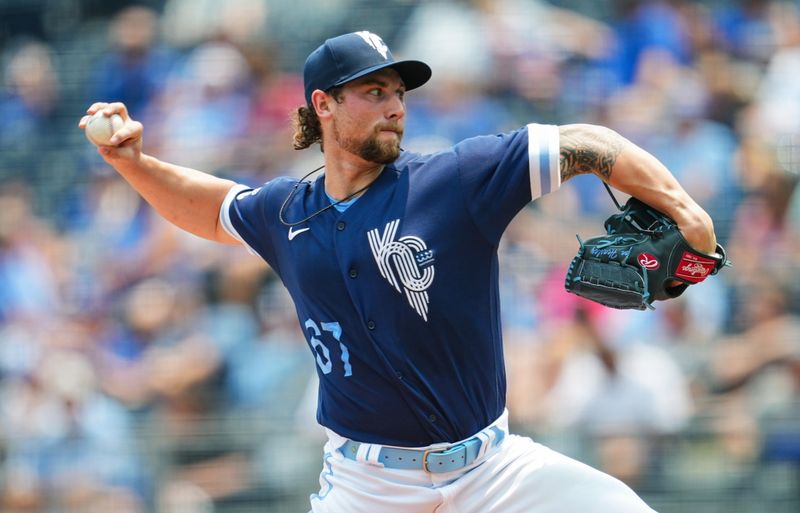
[564,194,730,310]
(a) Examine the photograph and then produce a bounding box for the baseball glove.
[564,193,729,310]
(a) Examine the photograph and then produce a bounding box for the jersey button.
[336,221,346,231]
[367,320,376,330]
[428,414,437,423]
[349,268,358,278]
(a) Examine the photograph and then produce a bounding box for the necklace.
[278,164,384,227]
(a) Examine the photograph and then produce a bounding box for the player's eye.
[368,88,382,96]
[397,90,405,101]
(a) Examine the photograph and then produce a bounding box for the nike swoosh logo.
[288,226,310,241]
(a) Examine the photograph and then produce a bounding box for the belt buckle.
[422,446,447,473]
[422,443,463,473]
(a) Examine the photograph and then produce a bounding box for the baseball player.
[80,31,718,513]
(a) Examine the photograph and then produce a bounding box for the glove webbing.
[573,234,654,309]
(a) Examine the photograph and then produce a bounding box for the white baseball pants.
[309,412,657,513]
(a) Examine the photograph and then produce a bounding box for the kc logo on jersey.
[367,220,435,321]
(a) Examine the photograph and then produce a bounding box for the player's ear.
[311,90,333,119]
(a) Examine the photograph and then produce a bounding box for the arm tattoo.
[559,126,625,182]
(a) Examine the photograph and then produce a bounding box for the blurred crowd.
[1,0,799,512]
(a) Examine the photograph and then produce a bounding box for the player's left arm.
[557,123,717,255]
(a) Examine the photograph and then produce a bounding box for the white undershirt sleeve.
[219,184,259,255]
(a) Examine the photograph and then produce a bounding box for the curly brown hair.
[291,105,322,150]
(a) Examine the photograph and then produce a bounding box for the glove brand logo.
[590,246,632,259]
[637,253,660,270]
[683,263,708,275]
[675,251,715,283]
[367,219,435,321]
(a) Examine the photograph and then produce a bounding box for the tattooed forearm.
[559,125,626,182]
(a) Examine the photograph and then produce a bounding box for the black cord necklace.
[278,164,384,227]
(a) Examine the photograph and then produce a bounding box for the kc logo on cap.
[303,31,432,105]
[356,31,389,59]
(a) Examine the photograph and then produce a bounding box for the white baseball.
[85,111,125,146]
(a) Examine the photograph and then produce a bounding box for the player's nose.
[385,94,405,120]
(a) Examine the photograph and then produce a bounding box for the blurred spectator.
[94,277,225,418]
[87,5,177,119]
[397,0,507,151]
[400,0,493,89]
[724,133,797,305]
[96,276,258,508]
[485,0,615,123]
[608,0,692,85]
[58,173,187,315]
[704,275,800,468]
[0,182,61,322]
[160,0,358,69]
[235,41,305,181]
[694,46,756,130]
[637,55,739,224]
[0,39,63,184]
[541,306,693,487]
[160,0,269,49]
[0,348,146,512]
[714,0,781,64]
[749,3,800,139]
[145,40,254,171]
[218,274,310,414]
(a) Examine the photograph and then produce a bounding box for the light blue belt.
[340,426,505,473]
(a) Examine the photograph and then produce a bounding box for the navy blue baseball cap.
[303,31,431,105]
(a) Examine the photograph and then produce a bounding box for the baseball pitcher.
[80,31,723,513]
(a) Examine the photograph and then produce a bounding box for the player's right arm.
[79,102,239,245]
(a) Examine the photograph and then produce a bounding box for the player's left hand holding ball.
[78,102,143,166]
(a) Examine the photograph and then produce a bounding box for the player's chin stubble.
[334,122,402,164]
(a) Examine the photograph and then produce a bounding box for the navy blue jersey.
[220,123,560,446]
